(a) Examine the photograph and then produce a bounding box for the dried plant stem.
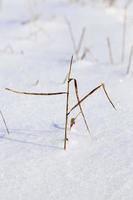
[0,110,9,134]
[64,56,73,150]
[76,27,86,57]
[81,48,89,60]
[65,18,77,58]
[81,48,98,62]
[127,45,133,74]
[65,18,86,60]
[70,78,90,133]
[107,37,114,64]
[63,72,68,84]
[121,7,127,63]
[5,88,67,96]
[68,83,116,115]
[121,0,133,62]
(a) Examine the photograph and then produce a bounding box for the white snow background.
[0,0,133,199]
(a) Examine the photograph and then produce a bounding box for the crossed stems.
[64,56,116,150]
[5,57,116,150]
[64,79,116,149]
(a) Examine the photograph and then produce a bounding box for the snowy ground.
[0,0,133,199]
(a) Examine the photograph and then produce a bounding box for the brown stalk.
[64,56,73,150]
[107,37,114,64]
[0,110,9,134]
[69,78,90,133]
[5,88,67,96]
[68,83,116,115]
[127,45,133,74]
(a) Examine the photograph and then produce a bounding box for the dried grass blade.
[107,37,114,64]
[76,27,86,56]
[127,45,133,74]
[68,84,101,114]
[65,18,77,57]
[101,84,116,110]
[64,55,73,150]
[5,88,67,96]
[73,79,90,133]
[68,83,116,115]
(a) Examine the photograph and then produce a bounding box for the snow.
[0,0,133,199]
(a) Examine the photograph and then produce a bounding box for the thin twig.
[70,78,90,133]
[121,0,132,62]
[0,110,9,134]
[64,56,73,150]
[65,18,86,60]
[63,73,68,84]
[81,48,98,62]
[121,6,127,63]
[127,45,133,74]
[107,37,114,64]
[65,18,77,58]
[76,27,86,57]
[5,88,67,96]
[68,83,116,115]
[81,48,89,60]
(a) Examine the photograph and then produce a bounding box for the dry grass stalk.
[81,47,98,62]
[5,88,67,96]
[0,110,9,134]
[4,56,116,150]
[64,56,73,150]
[69,78,90,133]
[65,18,86,60]
[127,45,133,74]
[121,6,127,63]
[107,37,114,64]
[81,48,89,60]
[68,83,116,115]
[76,27,86,57]
[121,0,133,63]
[65,19,77,57]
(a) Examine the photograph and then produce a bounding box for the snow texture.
[0,0,133,199]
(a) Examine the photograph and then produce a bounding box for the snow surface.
[0,0,133,199]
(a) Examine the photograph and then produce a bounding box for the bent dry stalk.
[69,78,90,134]
[5,57,116,150]
[68,83,116,115]
[5,88,67,96]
